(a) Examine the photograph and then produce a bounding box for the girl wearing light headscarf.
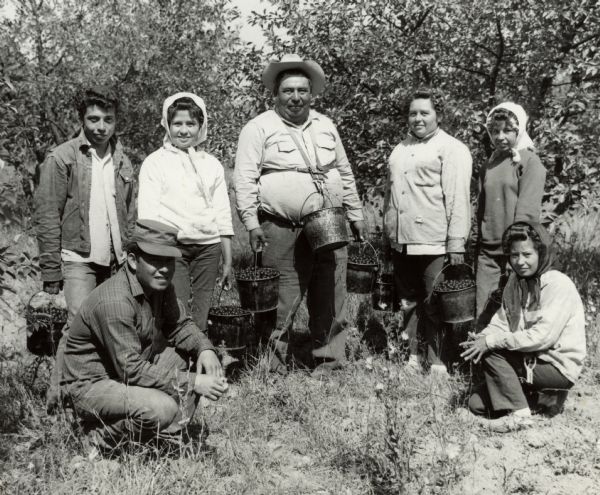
[475,102,546,325]
[138,93,234,330]
[461,222,585,429]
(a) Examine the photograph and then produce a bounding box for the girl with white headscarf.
[474,102,546,327]
[138,92,234,330]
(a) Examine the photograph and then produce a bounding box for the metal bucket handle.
[298,190,334,223]
[27,290,58,321]
[431,262,475,295]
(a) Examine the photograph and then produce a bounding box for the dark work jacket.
[33,130,137,282]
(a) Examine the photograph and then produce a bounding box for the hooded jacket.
[137,92,234,244]
[476,102,546,254]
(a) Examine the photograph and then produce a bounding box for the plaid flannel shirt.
[62,266,214,397]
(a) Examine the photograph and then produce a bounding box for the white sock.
[512,407,532,417]
[430,364,448,374]
[408,354,419,365]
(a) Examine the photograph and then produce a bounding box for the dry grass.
[2,212,600,494]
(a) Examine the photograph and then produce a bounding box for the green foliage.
[250,0,600,221]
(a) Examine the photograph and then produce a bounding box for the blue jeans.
[171,243,221,331]
[48,262,114,410]
[64,348,198,448]
[260,215,348,368]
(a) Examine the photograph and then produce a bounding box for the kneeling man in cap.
[61,219,227,448]
[234,54,366,374]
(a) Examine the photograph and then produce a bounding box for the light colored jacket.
[234,109,363,231]
[137,92,234,244]
[482,270,586,383]
[383,129,472,253]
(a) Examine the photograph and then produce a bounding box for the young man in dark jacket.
[33,86,137,410]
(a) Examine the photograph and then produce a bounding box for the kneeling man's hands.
[198,349,223,377]
[194,374,228,401]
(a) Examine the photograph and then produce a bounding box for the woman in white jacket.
[461,221,586,426]
[383,88,473,375]
[138,92,234,330]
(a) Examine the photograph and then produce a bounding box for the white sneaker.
[405,354,420,371]
[430,364,449,378]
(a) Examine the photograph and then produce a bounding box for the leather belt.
[260,165,335,176]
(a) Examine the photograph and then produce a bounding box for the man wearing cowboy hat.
[234,54,366,374]
[61,219,226,449]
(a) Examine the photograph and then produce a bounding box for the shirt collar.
[124,264,145,298]
[274,108,318,130]
[76,128,115,157]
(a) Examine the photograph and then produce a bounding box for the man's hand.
[448,253,464,265]
[249,227,267,252]
[194,374,228,401]
[460,335,489,364]
[198,349,223,377]
[43,281,62,295]
[350,220,367,242]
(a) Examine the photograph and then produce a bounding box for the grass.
[2,212,600,494]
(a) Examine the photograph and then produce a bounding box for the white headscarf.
[486,102,535,163]
[159,92,213,209]
[161,92,208,147]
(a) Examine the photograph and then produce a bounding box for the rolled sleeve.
[441,142,472,253]
[234,121,263,231]
[137,157,163,221]
[213,162,235,236]
[331,126,364,220]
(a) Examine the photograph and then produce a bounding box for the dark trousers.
[260,215,348,367]
[172,243,221,331]
[469,351,573,416]
[392,250,445,366]
[476,250,508,326]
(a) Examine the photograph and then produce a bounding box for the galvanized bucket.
[302,206,348,253]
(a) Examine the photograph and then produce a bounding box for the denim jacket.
[33,130,137,282]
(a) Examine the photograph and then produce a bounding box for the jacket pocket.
[315,132,336,166]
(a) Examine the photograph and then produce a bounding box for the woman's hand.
[350,220,367,242]
[219,264,232,290]
[448,253,464,265]
[198,349,223,377]
[460,335,489,363]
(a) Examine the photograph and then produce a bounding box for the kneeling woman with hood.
[138,92,234,330]
[461,222,586,427]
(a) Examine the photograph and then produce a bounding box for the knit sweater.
[477,149,546,254]
[481,270,586,383]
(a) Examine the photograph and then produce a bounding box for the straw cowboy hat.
[262,54,326,95]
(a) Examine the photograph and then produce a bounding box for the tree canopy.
[1,0,599,229]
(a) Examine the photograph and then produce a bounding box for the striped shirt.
[62,266,214,398]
